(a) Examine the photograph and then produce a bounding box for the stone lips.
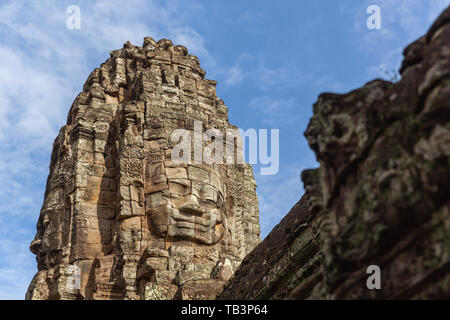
[26,37,260,300]
[220,5,450,300]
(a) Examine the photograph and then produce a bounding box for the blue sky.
[0,0,448,299]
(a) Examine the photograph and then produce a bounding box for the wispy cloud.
[225,65,247,86]
[0,240,35,300]
[249,96,297,126]
[221,52,311,91]
[343,0,450,78]
[223,54,346,95]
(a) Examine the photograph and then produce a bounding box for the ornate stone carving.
[26,37,260,300]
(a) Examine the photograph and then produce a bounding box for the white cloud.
[249,96,297,125]
[344,0,450,79]
[0,240,35,300]
[222,55,310,91]
[225,65,246,86]
[0,47,71,146]
[222,52,344,93]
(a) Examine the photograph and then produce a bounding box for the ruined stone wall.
[26,38,260,300]
[220,6,450,300]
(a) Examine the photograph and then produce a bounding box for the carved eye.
[203,198,216,205]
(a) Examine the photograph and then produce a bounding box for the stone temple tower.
[26,37,260,300]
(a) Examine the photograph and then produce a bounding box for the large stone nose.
[179,195,204,216]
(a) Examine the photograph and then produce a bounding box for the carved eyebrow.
[201,198,216,204]
[168,179,190,187]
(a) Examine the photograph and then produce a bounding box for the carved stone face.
[145,159,227,245]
